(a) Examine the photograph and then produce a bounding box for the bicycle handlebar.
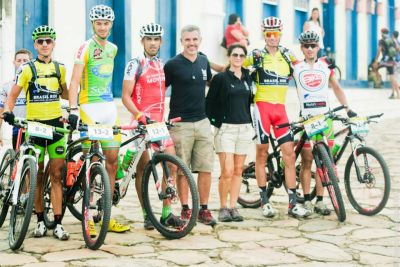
[276,105,347,130]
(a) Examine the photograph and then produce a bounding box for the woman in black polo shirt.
[206,43,253,222]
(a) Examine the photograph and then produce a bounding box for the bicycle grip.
[331,105,347,113]
[368,113,383,119]
[276,122,291,129]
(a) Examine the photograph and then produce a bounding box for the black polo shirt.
[164,54,212,122]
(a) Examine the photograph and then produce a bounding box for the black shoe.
[144,217,155,230]
[160,213,185,228]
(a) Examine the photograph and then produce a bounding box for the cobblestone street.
[0,88,399,266]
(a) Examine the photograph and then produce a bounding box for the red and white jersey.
[123,54,166,122]
[293,57,334,117]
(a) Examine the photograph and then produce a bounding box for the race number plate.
[146,122,170,142]
[303,115,328,137]
[27,122,53,140]
[349,117,369,135]
[87,125,113,140]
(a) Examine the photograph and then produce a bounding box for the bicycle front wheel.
[81,164,111,250]
[0,149,16,227]
[142,153,199,239]
[344,146,390,215]
[316,144,346,222]
[9,158,37,250]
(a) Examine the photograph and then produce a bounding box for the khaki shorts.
[214,123,254,155]
[169,118,213,172]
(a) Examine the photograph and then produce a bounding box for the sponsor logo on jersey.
[93,48,103,60]
[299,70,327,92]
[202,69,207,80]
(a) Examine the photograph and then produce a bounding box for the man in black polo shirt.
[164,24,216,226]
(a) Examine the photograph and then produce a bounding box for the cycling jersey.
[124,54,166,122]
[244,47,297,104]
[74,38,117,104]
[15,58,66,120]
[293,58,333,117]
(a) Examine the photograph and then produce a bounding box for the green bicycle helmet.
[32,25,57,41]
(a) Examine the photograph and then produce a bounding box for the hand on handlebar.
[347,109,357,118]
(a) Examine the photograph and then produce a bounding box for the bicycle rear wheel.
[316,144,346,222]
[238,162,262,208]
[142,153,199,239]
[81,164,111,250]
[0,149,15,227]
[9,158,37,250]
[344,146,390,215]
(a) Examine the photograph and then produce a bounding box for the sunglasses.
[302,43,318,49]
[264,31,281,38]
[36,38,54,45]
[231,53,246,58]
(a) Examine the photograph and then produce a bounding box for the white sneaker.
[53,224,69,240]
[288,203,312,218]
[262,203,277,218]
[33,221,47,237]
[303,201,314,214]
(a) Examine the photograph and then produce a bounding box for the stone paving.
[0,88,399,266]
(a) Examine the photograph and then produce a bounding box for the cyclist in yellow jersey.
[244,17,311,218]
[68,5,129,234]
[3,25,70,240]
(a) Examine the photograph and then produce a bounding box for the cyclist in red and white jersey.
[293,31,356,215]
[122,23,184,230]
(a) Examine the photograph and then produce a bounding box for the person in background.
[224,13,249,49]
[0,49,32,148]
[206,43,253,222]
[375,28,399,99]
[303,7,325,57]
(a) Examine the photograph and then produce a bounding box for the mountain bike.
[296,113,390,216]
[115,118,198,239]
[42,122,120,250]
[0,118,40,250]
[332,113,390,215]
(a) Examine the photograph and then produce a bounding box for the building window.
[294,0,309,41]
[262,0,278,18]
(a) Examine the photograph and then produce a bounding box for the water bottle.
[122,148,137,171]
[66,161,76,187]
[116,155,124,180]
[332,143,341,157]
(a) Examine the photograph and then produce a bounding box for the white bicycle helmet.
[262,16,283,31]
[89,5,115,21]
[299,31,320,44]
[139,23,164,38]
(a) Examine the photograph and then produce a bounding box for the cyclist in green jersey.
[68,5,129,234]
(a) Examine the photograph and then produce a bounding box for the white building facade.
[0,0,398,96]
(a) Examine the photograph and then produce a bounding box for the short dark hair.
[14,49,33,60]
[393,31,399,38]
[228,14,239,25]
[227,43,247,57]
